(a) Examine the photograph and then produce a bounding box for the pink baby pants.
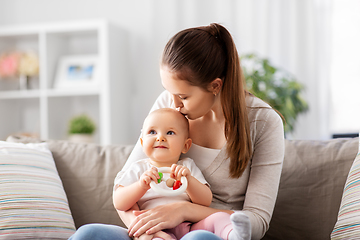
[163,212,233,240]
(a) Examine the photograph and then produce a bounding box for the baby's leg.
[190,212,233,239]
[149,230,177,240]
[228,211,251,240]
[134,233,153,240]
[165,222,192,239]
[190,212,251,240]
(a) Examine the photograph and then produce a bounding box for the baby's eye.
[149,130,156,134]
[167,131,175,135]
[179,96,187,100]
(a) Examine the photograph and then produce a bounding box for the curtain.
[330,0,360,136]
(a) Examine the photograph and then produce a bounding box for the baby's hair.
[143,108,190,137]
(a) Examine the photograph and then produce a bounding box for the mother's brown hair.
[161,23,252,178]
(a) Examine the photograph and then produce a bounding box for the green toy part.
[157,172,163,183]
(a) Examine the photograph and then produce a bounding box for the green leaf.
[241,53,308,133]
[68,114,96,134]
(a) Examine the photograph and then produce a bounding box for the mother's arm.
[242,109,285,239]
[126,201,234,237]
[117,206,175,240]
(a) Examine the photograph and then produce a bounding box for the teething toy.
[173,180,182,190]
[149,167,188,196]
[166,178,175,188]
[157,172,163,183]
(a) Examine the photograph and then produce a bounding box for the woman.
[69,23,284,240]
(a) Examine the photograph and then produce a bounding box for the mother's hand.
[128,201,189,238]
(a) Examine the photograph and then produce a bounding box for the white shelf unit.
[0,20,130,145]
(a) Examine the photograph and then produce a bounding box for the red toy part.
[173,180,182,190]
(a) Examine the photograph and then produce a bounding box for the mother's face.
[160,67,216,120]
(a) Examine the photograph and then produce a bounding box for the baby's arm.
[171,164,212,207]
[113,167,160,211]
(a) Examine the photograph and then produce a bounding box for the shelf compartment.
[0,98,40,140]
[0,33,39,50]
[0,33,40,91]
[47,95,100,143]
[46,30,99,90]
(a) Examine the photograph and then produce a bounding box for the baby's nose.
[156,135,166,142]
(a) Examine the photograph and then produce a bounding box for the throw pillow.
[0,141,76,239]
[331,136,360,239]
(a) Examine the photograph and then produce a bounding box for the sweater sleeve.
[242,108,285,240]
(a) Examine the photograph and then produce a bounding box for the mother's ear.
[208,78,223,96]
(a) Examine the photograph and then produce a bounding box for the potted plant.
[68,114,96,143]
[241,53,308,133]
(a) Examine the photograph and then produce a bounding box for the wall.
[0,0,338,142]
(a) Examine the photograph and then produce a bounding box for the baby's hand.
[171,164,191,180]
[139,167,160,190]
[134,233,153,240]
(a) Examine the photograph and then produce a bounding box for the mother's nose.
[173,96,184,109]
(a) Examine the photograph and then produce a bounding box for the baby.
[113,108,250,240]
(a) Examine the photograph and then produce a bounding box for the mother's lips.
[155,146,167,148]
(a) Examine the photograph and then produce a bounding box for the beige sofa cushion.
[0,141,76,239]
[263,137,359,240]
[6,135,134,229]
[47,140,134,229]
[331,137,360,239]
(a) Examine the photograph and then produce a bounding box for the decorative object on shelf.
[241,53,308,133]
[68,114,96,143]
[10,132,39,139]
[0,50,39,90]
[18,51,40,90]
[54,55,99,89]
[0,52,19,79]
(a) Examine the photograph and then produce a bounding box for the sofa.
[3,135,359,240]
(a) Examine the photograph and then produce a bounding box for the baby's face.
[141,109,190,167]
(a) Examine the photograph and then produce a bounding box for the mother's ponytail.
[214,24,252,178]
[162,23,252,178]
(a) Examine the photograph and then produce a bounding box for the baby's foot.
[228,211,251,240]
